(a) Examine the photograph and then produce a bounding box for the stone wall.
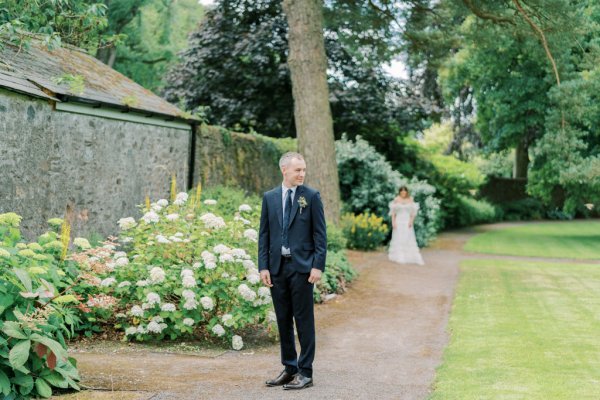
[0,89,190,239]
[193,125,296,194]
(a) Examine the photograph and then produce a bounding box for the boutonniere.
[298,196,308,214]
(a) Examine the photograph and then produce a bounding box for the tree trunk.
[282,0,341,224]
[96,46,117,68]
[513,138,529,179]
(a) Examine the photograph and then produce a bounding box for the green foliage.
[111,0,205,92]
[340,212,389,251]
[497,198,545,221]
[325,223,347,253]
[454,196,499,227]
[0,0,110,51]
[0,215,82,399]
[314,250,357,303]
[336,135,441,246]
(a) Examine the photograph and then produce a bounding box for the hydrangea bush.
[0,213,81,399]
[74,189,273,349]
[336,135,441,247]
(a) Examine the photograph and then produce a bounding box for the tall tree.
[281,0,340,223]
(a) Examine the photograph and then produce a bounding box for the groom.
[258,152,327,390]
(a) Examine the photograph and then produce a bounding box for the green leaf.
[12,268,32,292]
[30,334,67,360]
[0,370,11,396]
[1,321,27,339]
[9,340,30,368]
[42,372,68,388]
[35,378,53,398]
[52,295,78,304]
[11,374,33,391]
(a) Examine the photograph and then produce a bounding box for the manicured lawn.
[464,221,600,260]
[431,259,600,399]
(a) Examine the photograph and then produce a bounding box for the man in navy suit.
[258,152,327,390]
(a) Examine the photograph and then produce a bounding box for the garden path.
[55,227,483,400]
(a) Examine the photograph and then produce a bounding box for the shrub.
[0,214,81,399]
[455,196,499,226]
[326,223,347,252]
[340,212,389,250]
[498,198,546,221]
[336,135,442,247]
[314,250,357,303]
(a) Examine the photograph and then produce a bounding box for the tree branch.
[462,0,515,25]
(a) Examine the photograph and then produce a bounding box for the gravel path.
[57,230,467,400]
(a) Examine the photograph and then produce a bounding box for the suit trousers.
[270,256,316,378]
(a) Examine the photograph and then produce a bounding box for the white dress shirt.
[281,183,296,255]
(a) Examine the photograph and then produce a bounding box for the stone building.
[0,39,195,238]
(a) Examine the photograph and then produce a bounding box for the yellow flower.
[27,243,44,252]
[18,249,36,257]
[0,248,10,258]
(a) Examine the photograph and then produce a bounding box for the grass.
[464,221,600,260]
[431,259,600,399]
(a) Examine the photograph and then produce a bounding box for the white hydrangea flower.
[238,284,257,302]
[161,303,176,312]
[147,321,164,334]
[103,244,116,250]
[183,299,199,310]
[105,262,116,272]
[192,262,201,269]
[199,213,226,229]
[221,314,234,327]
[183,238,190,243]
[130,305,144,317]
[202,250,217,262]
[238,204,252,213]
[136,325,147,334]
[213,244,230,254]
[267,310,277,322]
[219,254,235,263]
[125,327,138,336]
[114,251,127,259]
[182,275,196,288]
[121,236,133,243]
[152,316,164,323]
[156,235,171,244]
[147,292,161,305]
[258,287,271,298]
[166,213,179,221]
[141,302,152,310]
[231,248,247,258]
[205,262,217,270]
[243,229,258,242]
[182,289,195,300]
[174,192,189,206]
[157,199,169,207]
[118,281,131,288]
[101,277,116,287]
[136,279,149,287]
[183,318,195,326]
[232,335,244,350]
[204,199,217,205]
[142,211,159,224]
[247,273,260,285]
[73,237,91,249]
[150,267,166,283]
[242,260,256,270]
[221,272,230,278]
[174,232,184,237]
[118,217,137,230]
[200,296,214,311]
[115,257,129,267]
[169,236,182,243]
[212,324,225,336]
[181,269,194,277]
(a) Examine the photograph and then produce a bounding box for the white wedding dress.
[388,201,424,265]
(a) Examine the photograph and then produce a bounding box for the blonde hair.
[279,152,305,169]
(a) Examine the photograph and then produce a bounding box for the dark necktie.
[282,189,292,249]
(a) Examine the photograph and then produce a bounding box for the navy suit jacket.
[258,185,327,276]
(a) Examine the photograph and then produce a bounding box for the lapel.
[288,185,303,228]
[274,186,283,229]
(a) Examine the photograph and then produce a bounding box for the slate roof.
[0,39,190,121]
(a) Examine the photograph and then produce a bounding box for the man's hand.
[260,270,273,287]
[308,268,322,284]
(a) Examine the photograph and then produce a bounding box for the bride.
[388,186,424,265]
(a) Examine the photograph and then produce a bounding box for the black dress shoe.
[283,374,313,390]
[265,370,296,387]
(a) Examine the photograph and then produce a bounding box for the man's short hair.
[279,152,305,169]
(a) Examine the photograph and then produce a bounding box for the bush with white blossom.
[80,186,271,349]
